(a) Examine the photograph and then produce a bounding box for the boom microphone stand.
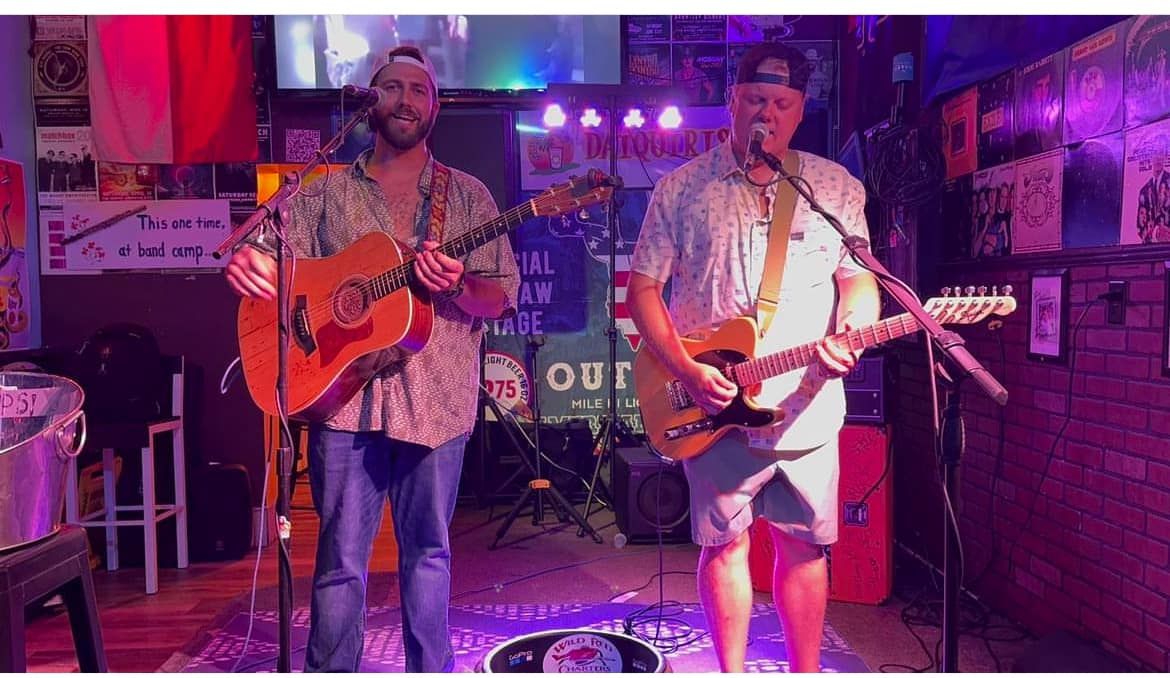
[213,98,376,672]
[756,147,1008,673]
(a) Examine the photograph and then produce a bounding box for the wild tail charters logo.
[542,633,622,673]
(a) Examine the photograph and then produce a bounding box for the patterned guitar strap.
[426,161,452,243]
[755,150,802,337]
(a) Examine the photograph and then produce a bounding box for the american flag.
[546,206,641,351]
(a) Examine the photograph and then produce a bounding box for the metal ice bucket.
[0,371,86,551]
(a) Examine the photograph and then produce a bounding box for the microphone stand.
[212,100,376,672]
[756,148,1008,673]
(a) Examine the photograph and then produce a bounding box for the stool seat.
[0,525,107,672]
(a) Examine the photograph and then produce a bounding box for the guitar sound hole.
[333,279,371,326]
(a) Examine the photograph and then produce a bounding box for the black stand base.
[485,397,602,548]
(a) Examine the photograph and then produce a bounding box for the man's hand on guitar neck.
[413,240,464,296]
[225,245,277,300]
[813,331,860,378]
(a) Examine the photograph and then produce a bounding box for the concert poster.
[1125,15,1170,127]
[972,162,1015,259]
[673,43,726,106]
[939,174,974,262]
[1064,20,1128,145]
[1015,50,1066,158]
[942,86,978,179]
[626,44,672,87]
[727,15,802,43]
[671,16,726,43]
[256,125,272,163]
[32,40,88,98]
[1062,132,1124,249]
[33,15,86,41]
[34,97,90,128]
[156,164,214,200]
[98,162,156,201]
[626,15,670,43]
[1012,149,1064,253]
[35,126,97,205]
[978,69,1014,169]
[1120,117,1170,245]
[213,163,259,211]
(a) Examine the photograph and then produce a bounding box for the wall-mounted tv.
[274,15,621,92]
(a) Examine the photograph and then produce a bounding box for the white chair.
[65,355,188,595]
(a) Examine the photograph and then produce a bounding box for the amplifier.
[843,354,890,424]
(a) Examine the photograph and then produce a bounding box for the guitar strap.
[756,150,801,338]
[426,161,452,243]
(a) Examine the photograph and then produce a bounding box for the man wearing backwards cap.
[225,46,519,672]
[629,42,879,672]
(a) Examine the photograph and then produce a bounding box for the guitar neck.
[368,199,539,301]
[733,313,919,386]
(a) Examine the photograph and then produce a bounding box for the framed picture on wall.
[1027,269,1069,364]
[1163,262,1170,377]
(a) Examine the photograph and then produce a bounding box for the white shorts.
[681,430,840,546]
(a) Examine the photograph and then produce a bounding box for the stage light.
[579,107,602,128]
[543,104,566,128]
[623,108,645,129]
[657,105,682,129]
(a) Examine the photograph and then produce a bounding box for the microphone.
[341,83,384,109]
[742,122,769,174]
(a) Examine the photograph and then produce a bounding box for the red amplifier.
[748,424,893,605]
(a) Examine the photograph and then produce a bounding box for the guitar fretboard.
[730,313,919,386]
[362,200,539,301]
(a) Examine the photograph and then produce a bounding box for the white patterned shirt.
[631,140,870,450]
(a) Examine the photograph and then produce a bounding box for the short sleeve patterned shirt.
[276,150,520,449]
[631,140,871,450]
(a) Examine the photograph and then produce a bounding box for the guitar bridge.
[292,295,317,356]
[665,380,695,412]
[664,418,713,441]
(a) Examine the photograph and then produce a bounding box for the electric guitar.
[633,288,1017,461]
[237,170,614,420]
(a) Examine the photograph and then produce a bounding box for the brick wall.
[891,259,1170,671]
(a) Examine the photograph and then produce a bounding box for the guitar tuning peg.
[1002,284,1013,296]
[992,285,999,296]
[978,285,987,296]
[964,285,976,295]
[941,286,951,297]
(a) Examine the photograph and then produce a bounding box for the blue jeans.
[303,427,466,672]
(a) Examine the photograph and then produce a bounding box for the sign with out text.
[62,199,231,270]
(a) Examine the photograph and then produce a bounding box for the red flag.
[87,16,257,165]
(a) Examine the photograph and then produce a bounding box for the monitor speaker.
[612,446,690,545]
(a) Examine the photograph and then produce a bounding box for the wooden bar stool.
[0,525,107,672]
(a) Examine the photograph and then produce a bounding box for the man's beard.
[372,105,434,151]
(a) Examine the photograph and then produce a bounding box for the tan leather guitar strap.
[426,161,452,242]
[756,150,801,337]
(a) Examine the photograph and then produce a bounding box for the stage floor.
[22,496,1034,672]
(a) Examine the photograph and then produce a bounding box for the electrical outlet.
[1107,280,1127,325]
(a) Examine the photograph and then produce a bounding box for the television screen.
[274,15,621,92]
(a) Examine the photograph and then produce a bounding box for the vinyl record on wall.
[1062,132,1124,248]
[1124,15,1170,128]
[978,69,1014,169]
[1015,50,1066,158]
[1064,19,1129,144]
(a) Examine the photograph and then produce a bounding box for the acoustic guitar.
[238,170,614,420]
[633,288,1016,461]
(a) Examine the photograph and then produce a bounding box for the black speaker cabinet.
[613,446,691,544]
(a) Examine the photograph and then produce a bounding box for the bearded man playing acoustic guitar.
[628,43,880,672]
[224,47,518,672]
